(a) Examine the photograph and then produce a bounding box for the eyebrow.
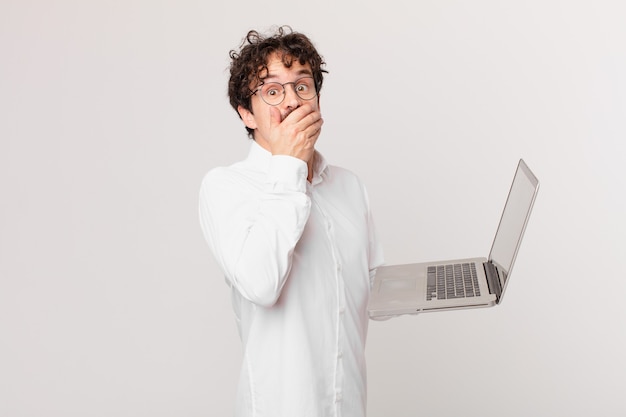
[263,68,313,81]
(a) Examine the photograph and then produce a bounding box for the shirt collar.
[246,140,329,185]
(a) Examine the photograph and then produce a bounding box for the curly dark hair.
[228,26,327,138]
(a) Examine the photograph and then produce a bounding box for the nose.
[282,83,302,109]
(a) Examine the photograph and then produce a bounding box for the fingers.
[302,111,323,140]
[267,104,323,162]
[284,104,323,134]
[270,104,322,139]
[269,106,283,129]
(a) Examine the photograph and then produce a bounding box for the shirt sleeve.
[363,184,385,288]
[199,156,311,307]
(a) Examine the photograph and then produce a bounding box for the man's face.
[238,52,321,151]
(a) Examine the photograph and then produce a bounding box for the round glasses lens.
[293,78,316,100]
[260,83,284,105]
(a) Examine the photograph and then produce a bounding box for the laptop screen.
[488,159,539,295]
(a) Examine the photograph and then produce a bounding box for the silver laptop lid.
[488,159,539,303]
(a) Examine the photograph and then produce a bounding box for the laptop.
[368,159,539,319]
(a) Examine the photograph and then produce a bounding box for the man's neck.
[307,153,315,183]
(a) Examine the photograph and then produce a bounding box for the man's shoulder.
[324,164,364,186]
[200,159,252,188]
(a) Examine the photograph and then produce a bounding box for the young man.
[199,26,384,417]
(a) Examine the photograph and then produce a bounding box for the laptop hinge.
[483,261,502,303]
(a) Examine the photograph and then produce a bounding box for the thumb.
[269,106,282,128]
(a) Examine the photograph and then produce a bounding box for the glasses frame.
[250,76,318,106]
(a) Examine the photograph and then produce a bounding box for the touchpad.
[380,278,417,292]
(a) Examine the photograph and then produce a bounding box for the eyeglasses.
[250,76,317,106]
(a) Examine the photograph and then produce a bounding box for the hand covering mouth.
[281,107,295,121]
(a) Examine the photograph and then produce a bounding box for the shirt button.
[335,391,343,402]
[338,350,344,358]
[338,307,345,314]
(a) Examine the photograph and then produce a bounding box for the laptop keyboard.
[427,263,481,300]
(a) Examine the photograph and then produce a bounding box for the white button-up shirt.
[199,141,384,417]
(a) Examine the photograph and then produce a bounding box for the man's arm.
[199,156,311,307]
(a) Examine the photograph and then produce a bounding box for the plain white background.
[1,1,625,416]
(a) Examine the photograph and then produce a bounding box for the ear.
[237,106,257,130]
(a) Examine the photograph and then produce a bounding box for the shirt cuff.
[266,155,308,193]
